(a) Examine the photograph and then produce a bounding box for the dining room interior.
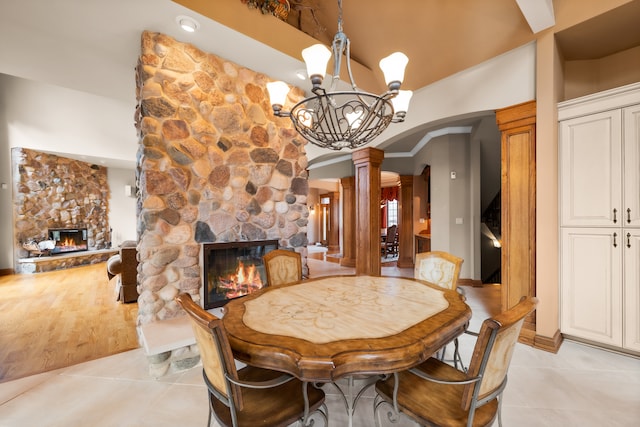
[1,259,639,426]
[1,0,640,426]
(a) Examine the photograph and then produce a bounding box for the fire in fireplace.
[48,228,88,254]
[201,240,278,309]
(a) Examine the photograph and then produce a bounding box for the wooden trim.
[533,329,563,353]
[0,268,15,276]
[457,278,483,287]
[496,100,536,130]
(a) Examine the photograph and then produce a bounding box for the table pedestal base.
[327,375,386,427]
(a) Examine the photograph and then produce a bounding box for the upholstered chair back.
[414,251,463,290]
[263,249,302,286]
[461,297,538,410]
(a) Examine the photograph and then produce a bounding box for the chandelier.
[266,0,412,151]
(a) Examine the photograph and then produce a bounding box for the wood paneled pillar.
[352,147,384,276]
[496,100,536,345]
[328,191,340,252]
[397,175,414,268]
[340,176,356,267]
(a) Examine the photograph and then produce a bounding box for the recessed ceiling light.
[176,15,199,33]
[295,69,307,80]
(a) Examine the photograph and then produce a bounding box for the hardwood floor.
[0,263,139,383]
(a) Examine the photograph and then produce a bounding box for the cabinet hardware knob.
[628,232,632,249]
[628,208,632,224]
[613,232,617,248]
[613,208,617,224]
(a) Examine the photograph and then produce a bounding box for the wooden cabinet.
[560,228,622,347]
[624,229,640,352]
[624,105,640,227]
[560,110,621,227]
[558,83,640,354]
[415,234,431,254]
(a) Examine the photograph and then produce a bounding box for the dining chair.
[414,251,463,290]
[175,293,327,427]
[374,296,538,427]
[381,224,398,258]
[414,251,465,369]
[262,249,303,286]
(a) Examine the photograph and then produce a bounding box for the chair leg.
[453,337,467,373]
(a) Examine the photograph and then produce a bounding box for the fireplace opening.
[48,228,88,255]
[201,240,278,309]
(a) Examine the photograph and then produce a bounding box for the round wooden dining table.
[222,275,471,382]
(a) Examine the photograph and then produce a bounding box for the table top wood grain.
[222,275,471,382]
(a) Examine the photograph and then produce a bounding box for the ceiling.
[1,0,638,169]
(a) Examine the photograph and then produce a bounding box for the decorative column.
[496,100,536,345]
[397,175,414,268]
[340,176,356,267]
[352,147,384,276]
[327,191,340,252]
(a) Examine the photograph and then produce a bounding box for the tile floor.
[1,259,639,426]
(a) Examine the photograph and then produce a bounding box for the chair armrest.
[226,373,295,389]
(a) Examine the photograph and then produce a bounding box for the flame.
[217,261,265,299]
[61,237,75,247]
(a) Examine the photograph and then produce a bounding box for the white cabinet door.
[561,228,622,346]
[623,229,640,352]
[623,105,640,227]
[560,110,622,227]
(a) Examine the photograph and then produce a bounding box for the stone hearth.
[17,249,118,274]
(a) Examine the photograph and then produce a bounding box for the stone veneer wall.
[135,31,309,333]
[11,148,110,269]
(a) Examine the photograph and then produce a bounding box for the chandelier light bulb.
[266,81,290,111]
[379,52,409,91]
[391,90,413,115]
[345,110,363,129]
[302,44,332,87]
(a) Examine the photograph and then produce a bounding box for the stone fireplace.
[201,239,278,309]
[48,228,89,255]
[135,32,309,375]
[11,148,111,272]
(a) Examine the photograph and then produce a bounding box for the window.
[387,200,398,227]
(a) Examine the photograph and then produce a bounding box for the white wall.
[107,168,138,246]
[1,74,137,167]
[0,73,138,269]
[421,133,474,279]
[0,88,12,270]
